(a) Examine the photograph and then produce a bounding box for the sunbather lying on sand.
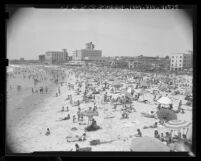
[57,114,70,121]
[141,111,157,119]
[66,133,86,142]
[143,122,158,129]
[139,100,150,104]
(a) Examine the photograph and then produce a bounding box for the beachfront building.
[39,55,45,63]
[44,49,69,64]
[124,56,170,71]
[124,57,138,69]
[72,42,102,65]
[170,53,192,71]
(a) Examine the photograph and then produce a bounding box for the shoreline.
[6,82,58,141]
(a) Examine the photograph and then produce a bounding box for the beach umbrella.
[130,136,170,152]
[156,108,177,122]
[163,120,192,130]
[157,97,172,105]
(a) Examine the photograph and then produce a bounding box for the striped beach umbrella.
[163,120,192,130]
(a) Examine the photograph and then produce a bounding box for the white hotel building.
[170,53,192,71]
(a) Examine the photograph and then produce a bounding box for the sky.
[7,8,193,60]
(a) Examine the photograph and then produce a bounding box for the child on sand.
[122,110,128,119]
[154,130,160,139]
[160,133,165,142]
[135,129,142,137]
[45,128,50,136]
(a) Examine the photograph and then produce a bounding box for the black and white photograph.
[6,5,195,154]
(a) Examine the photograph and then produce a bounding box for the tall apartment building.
[72,42,102,62]
[170,53,192,71]
[44,49,69,64]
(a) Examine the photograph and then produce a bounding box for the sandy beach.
[6,65,193,153]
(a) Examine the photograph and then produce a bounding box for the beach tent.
[130,136,170,152]
[157,97,172,105]
[163,120,192,130]
[156,108,177,122]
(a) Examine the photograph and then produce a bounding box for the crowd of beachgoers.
[6,64,193,153]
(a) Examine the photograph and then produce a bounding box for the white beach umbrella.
[157,97,172,105]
